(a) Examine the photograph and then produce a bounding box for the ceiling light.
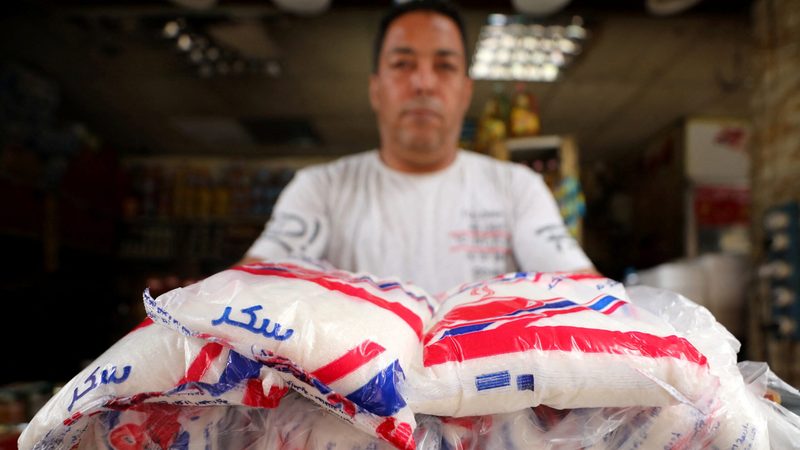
[548,25,565,38]
[469,15,588,82]
[558,38,576,53]
[163,21,181,39]
[160,17,283,79]
[177,34,193,51]
[542,64,559,81]
[550,51,565,67]
[566,24,586,40]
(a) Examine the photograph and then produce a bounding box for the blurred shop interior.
[1,0,799,431]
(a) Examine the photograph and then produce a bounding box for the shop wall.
[750,0,800,383]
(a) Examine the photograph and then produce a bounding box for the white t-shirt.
[246,150,592,294]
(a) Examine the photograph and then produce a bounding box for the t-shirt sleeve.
[510,165,593,272]
[244,169,329,262]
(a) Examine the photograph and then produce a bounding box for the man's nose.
[410,62,437,94]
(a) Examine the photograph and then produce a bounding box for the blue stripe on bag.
[588,295,618,311]
[345,360,406,416]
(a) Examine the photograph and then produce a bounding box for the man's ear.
[368,73,380,113]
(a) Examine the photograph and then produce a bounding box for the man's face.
[370,11,473,172]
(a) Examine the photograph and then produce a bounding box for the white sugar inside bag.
[409,272,714,417]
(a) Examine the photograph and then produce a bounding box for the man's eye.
[436,62,458,72]
[390,60,413,69]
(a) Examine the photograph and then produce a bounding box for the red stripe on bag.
[311,340,386,385]
[602,300,626,315]
[242,381,288,408]
[233,266,423,339]
[562,273,607,281]
[436,296,562,322]
[423,323,708,367]
[179,342,224,385]
[63,411,83,426]
[127,318,153,336]
[376,417,415,450]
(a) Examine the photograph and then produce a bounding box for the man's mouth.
[404,108,441,120]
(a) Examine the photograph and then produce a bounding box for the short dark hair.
[372,0,468,74]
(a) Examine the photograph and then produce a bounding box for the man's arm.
[510,166,598,274]
[238,169,329,266]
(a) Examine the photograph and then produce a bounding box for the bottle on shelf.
[509,83,540,138]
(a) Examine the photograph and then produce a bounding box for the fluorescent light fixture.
[160,18,282,78]
[469,15,588,82]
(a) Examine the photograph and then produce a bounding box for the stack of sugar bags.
[27,263,799,449]
[145,260,435,450]
[408,272,714,417]
[19,318,288,450]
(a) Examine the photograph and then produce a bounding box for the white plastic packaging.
[19,319,288,450]
[146,260,436,449]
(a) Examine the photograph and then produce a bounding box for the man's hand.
[233,255,263,268]
[574,266,602,276]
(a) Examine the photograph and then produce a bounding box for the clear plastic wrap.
[145,260,436,449]
[72,393,381,450]
[738,361,800,449]
[409,273,714,417]
[625,286,770,449]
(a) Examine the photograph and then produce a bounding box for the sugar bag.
[145,260,435,450]
[19,319,288,450]
[409,272,713,417]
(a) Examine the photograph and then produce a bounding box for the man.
[241,1,594,294]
